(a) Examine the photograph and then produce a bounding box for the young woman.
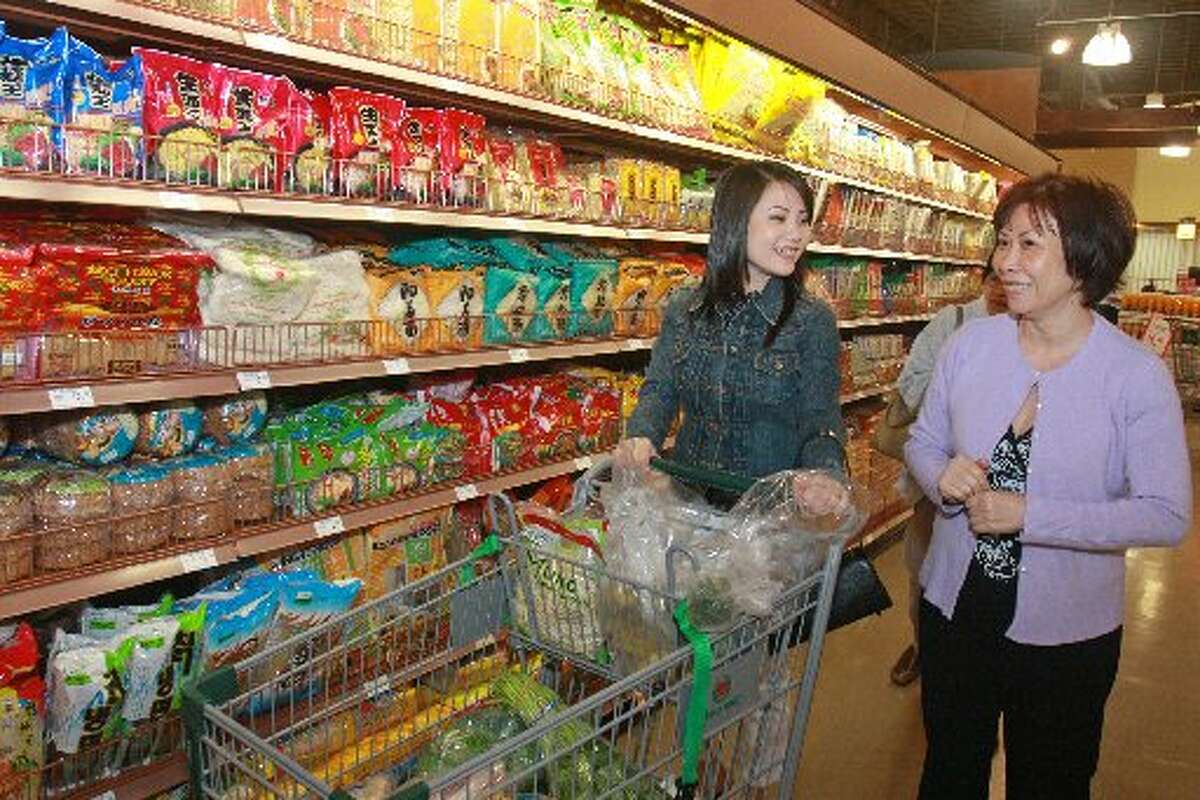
[616,160,848,512]
[906,173,1191,798]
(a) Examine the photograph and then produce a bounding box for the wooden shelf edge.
[808,243,987,266]
[53,751,190,800]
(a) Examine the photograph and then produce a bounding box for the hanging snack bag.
[522,136,566,217]
[136,48,219,183]
[483,266,537,344]
[482,130,529,214]
[426,267,485,351]
[439,109,486,207]
[568,258,617,337]
[134,400,203,458]
[328,87,407,199]
[47,632,132,754]
[0,26,68,172]
[284,89,332,195]
[398,107,441,204]
[443,0,499,84]
[37,407,138,466]
[374,0,442,69]
[366,265,431,355]
[496,0,541,93]
[64,43,143,179]
[201,390,268,445]
[213,65,292,191]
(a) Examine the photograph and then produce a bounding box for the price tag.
[382,357,411,375]
[314,516,346,538]
[178,548,219,574]
[237,370,272,391]
[574,456,594,471]
[156,191,203,212]
[364,675,392,699]
[48,386,95,410]
[508,348,530,363]
[621,338,650,351]
[454,483,479,502]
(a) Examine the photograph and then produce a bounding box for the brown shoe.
[890,644,920,686]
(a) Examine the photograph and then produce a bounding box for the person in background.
[906,173,1191,798]
[888,268,1008,687]
[616,160,848,514]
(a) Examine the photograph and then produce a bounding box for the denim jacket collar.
[686,277,787,326]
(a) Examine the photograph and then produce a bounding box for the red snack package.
[17,219,184,251]
[523,136,566,216]
[426,397,491,478]
[439,109,486,207]
[482,131,529,214]
[398,107,442,205]
[0,623,38,687]
[529,475,575,513]
[284,89,332,195]
[328,87,408,199]
[212,65,292,191]
[135,48,220,184]
[574,378,621,453]
[0,249,43,332]
[236,0,308,38]
[34,244,210,330]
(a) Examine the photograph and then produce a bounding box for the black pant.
[917,598,1121,800]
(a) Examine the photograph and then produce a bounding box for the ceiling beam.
[1036,107,1200,148]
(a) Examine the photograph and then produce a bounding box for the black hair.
[697,160,815,347]
[992,173,1136,307]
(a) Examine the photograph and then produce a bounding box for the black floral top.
[956,425,1030,634]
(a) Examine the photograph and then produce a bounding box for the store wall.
[933,67,1040,139]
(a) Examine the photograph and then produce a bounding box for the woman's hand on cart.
[614,436,658,471]
[793,471,851,516]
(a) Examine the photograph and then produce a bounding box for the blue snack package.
[0,26,69,169]
[483,266,537,344]
[568,258,618,337]
[64,39,143,178]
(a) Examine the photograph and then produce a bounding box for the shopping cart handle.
[649,456,756,496]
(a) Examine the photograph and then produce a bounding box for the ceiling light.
[1160,145,1192,158]
[1082,22,1132,66]
[1050,37,1072,55]
[1145,92,1166,108]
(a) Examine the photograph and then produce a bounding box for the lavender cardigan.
[905,312,1192,645]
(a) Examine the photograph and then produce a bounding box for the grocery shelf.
[0,173,708,244]
[0,451,611,620]
[841,383,894,404]
[0,337,656,416]
[809,243,987,266]
[54,751,188,800]
[21,0,995,221]
[838,314,936,329]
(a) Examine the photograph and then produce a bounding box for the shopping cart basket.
[183,459,847,800]
[1169,316,1200,406]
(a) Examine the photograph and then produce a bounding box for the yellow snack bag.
[615,259,657,336]
[365,508,449,601]
[496,0,541,93]
[366,266,432,355]
[443,0,499,84]
[425,267,485,351]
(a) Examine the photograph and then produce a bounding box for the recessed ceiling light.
[1160,145,1192,158]
[1050,38,1072,55]
[1145,92,1166,109]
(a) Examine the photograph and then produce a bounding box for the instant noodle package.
[328,87,408,199]
[135,48,220,183]
[213,65,291,191]
[64,44,143,178]
[284,88,332,194]
[0,26,68,172]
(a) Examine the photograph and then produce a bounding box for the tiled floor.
[790,423,1200,799]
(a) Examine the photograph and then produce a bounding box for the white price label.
[382,357,411,375]
[156,191,203,212]
[454,483,479,502]
[508,348,530,363]
[48,386,95,410]
[622,338,650,351]
[237,370,272,391]
[573,456,594,471]
[178,548,219,574]
[314,516,346,538]
[364,675,392,699]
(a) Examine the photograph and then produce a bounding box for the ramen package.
[136,48,219,183]
[613,258,656,336]
[201,391,268,444]
[213,65,292,191]
[284,89,332,194]
[38,406,139,465]
[568,258,617,337]
[522,136,567,216]
[427,267,485,350]
[483,266,536,345]
[439,109,486,207]
[64,45,143,178]
[482,131,529,214]
[0,26,68,172]
[135,400,204,458]
[329,87,408,199]
[366,265,431,354]
[398,107,441,204]
[526,268,570,341]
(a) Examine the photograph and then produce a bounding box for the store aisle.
[793,423,1200,799]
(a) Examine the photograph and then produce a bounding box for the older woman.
[905,174,1191,799]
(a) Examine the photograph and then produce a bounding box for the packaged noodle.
[135,400,204,458]
[613,259,656,336]
[443,0,499,84]
[0,485,34,586]
[37,407,138,466]
[426,267,485,350]
[496,0,542,94]
[328,87,407,199]
[64,44,143,178]
[0,26,68,172]
[235,0,309,38]
[201,391,268,445]
[47,631,132,754]
[284,89,332,195]
[374,0,442,70]
[168,454,233,540]
[106,463,174,555]
[568,258,617,338]
[222,441,275,524]
[397,107,441,204]
[366,265,431,355]
[482,130,530,214]
[522,136,567,217]
[439,109,486,207]
[136,48,220,183]
[213,65,292,191]
[483,266,537,345]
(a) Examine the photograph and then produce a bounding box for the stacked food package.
[807,256,984,320]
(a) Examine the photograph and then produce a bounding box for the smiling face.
[744,181,813,292]
[992,203,1083,321]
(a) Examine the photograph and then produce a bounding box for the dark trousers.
[917,598,1122,800]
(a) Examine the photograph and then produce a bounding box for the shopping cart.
[1169,317,1200,407]
[183,459,847,800]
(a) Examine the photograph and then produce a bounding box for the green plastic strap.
[458,532,503,584]
[674,600,713,787]
[650,457,755,496]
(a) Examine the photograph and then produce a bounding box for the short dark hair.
[992,173,1136,307]
[699,161,815,347]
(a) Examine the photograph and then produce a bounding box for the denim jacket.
[627,277,846,479]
